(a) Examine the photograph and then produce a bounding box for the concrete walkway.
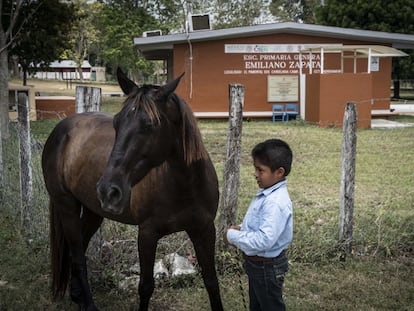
[371,118,413,128]
[371,104,414,129]
[391,103,414,113]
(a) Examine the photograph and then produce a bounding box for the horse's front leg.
[188,222,224,311]
[137,227,159,311]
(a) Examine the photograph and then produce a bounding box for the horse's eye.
[140,123,154,133]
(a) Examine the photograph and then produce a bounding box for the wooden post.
[218,84,244,241]
[339,102,357,254]
[76,86,103,260]
[17,92,33,236]
[0,117,3,189]
[76,86,102,113]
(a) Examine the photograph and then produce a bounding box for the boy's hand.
[223,225,241,246]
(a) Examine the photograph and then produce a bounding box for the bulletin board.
[267,75,299,102]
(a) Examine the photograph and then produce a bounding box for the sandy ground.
[9,78,122,97]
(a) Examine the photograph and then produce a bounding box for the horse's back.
[42,113,115,207]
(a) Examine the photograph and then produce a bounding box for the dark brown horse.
[42,69,223,311]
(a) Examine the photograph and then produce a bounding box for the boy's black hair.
[251,139,293,176]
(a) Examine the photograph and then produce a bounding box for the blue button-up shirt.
[227,179,293,257]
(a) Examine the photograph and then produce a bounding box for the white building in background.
[31,60,92,80]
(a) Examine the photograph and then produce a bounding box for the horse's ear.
[117,68,138,95]
[157,72,185,100]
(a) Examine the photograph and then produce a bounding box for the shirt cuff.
[226,228,240,245]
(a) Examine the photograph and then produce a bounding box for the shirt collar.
[256,178,287,197]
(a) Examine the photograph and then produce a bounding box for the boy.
[224,138,293,311]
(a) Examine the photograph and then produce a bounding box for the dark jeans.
[243,251,288,311]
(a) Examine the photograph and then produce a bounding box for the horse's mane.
[125,85,162,126]
[171,93,209,165]
[124,85,208,165]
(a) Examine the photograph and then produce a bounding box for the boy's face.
[253,159,285,189]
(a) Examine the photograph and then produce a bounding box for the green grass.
[1,106,414,309]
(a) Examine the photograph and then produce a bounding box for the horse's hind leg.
[188,223,224,311]
[81,208,103,253]
[70,208,103,308]
[53,196,99,311]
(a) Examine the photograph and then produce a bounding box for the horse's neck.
[166,155,208,180]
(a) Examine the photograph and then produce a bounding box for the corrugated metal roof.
[134,22,414,52]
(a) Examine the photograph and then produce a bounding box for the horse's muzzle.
[96,180,127,215]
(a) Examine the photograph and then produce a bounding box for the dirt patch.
[9,78,122,97]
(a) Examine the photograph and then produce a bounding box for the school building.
[134,22,414,128]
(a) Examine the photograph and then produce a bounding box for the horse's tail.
[49,198,70,300]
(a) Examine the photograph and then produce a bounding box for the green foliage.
[61,0,102,79]
[316,0,414,81]
[144,0,187,33]
[94,0,160,79]
[9,0,75,82]
[269,0,320,23]
[212,0,264,28]
[316,0,414,33]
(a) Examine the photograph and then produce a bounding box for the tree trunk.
[0,23,7,188]
[0,112,3,188]
[393,80,400,99]
[22,66,28,86]
[77,66,84,82]
[10,56,20,78]
[0,29,10,139]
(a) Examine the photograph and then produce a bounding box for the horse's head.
[97,68,186,215]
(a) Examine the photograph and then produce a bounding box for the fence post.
[75,86,103,261]
[76,86,102,113]
[218,84,244,246]
[0,118,3,190]
[339,102,357,255]
[17,92,33,236]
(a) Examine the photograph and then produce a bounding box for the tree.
[269,0,319,23]
[62,0,101,82]
[316,0,414,98]
[94,0,275,80]
[144,0,189,33]
[0,0,73,141]
[0,0,25,138]
[11,0,74,85]
[97,0,160,80]
[212,0,265,28]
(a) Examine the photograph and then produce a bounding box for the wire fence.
[1,124,49,241]
[1,99,413,296]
